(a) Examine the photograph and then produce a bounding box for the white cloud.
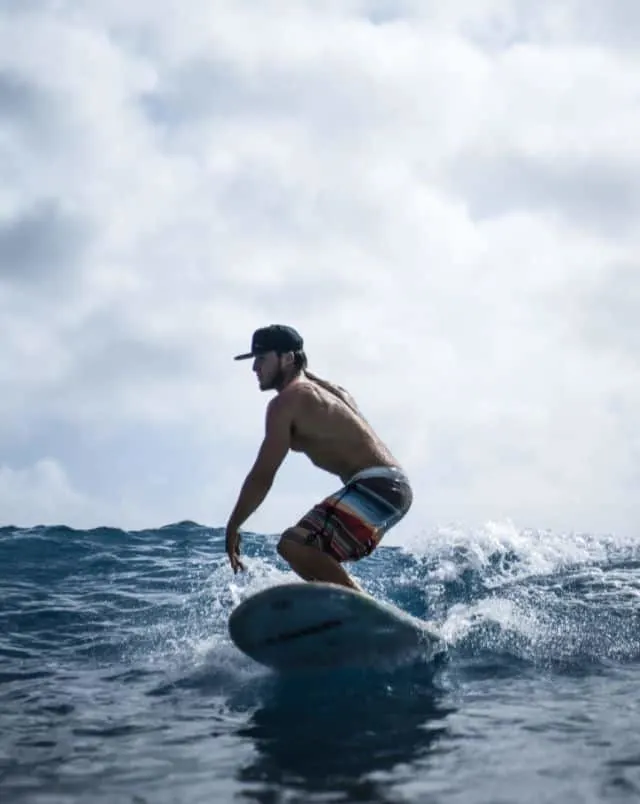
[1,1,639,539]
[0,459,95,527]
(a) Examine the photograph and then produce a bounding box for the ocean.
[1,520,639,803]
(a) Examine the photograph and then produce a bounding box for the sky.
[1,0,639,542]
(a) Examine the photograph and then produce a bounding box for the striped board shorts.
[295,466,413,562]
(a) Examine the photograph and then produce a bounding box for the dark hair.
[293,350,308,371]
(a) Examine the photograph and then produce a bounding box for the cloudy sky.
[1,0,639,541]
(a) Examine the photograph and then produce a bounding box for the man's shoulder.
[282,377,317,397]
[267,380,317,416]
[267,383,305,412]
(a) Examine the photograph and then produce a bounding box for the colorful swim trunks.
[295,466,413,562]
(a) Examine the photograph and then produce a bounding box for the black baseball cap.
[233,325,304,360]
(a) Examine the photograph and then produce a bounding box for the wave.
[1,520,638,684]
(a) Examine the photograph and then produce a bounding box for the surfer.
[225,325,413,593]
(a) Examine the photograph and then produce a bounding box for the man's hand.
[225,526,245,573]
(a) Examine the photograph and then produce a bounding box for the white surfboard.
[228,582,444,671]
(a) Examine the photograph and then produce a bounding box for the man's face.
[252,351,283,391]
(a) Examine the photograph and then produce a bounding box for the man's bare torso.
[278,373,400,484]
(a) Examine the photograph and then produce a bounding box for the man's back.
[285,375,399,483]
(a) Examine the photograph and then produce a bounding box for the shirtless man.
[225,325,413,592]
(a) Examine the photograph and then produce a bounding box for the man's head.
[234,325,307,391]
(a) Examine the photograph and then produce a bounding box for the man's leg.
[277,532,364,592]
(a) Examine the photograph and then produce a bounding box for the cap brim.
[233,352,254,360]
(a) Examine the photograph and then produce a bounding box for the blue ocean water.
[1,521,639,803]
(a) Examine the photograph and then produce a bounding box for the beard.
[260,365,287,391]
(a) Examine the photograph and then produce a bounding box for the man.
[225,324,413,593]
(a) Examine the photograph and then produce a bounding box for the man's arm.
[226,396,294,533]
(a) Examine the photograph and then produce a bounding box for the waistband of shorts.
[347,465,409,485]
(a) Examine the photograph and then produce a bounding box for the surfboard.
[228,581,444,671]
